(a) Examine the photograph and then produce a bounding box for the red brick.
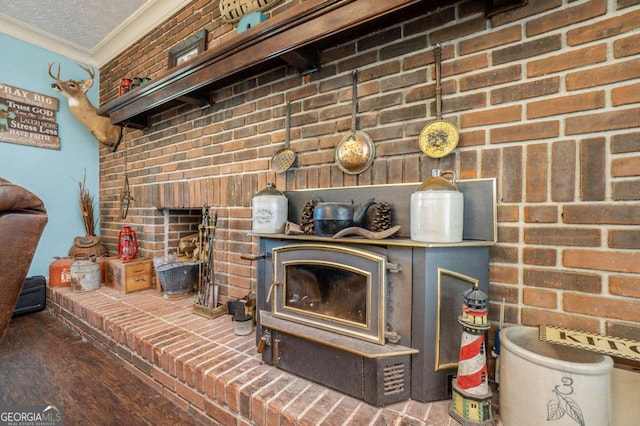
[524,226,601,247]
[176,380,206,410]
[459,65,521,92]
[498,225,519,243]
[609,229,640,249]
[458,129,486,149]
[430,16,487,45]
[613,180,640,201]
[502,146,523,203]
[610,275,640,298]
[489,265,519,284]
[604,321,640,342]
[566,58,640,90]
[579,137,606,201]
[523,247,557,266]
[298,388,344,425]
[498,205,519,222]
[612,82,640,106]
[564,249,640,273]
[527,91,605,119]
[551,140,576,202]
[491,77,560,104]
[266,379,312,426]
[566,107,640,135]
[614,32,640,58]
[218,359,264,411]
[492,35,562,65]
[460,105,521,128]
[567,8,640,45]
[523,288,557,309]
[490,0,562,27]
[490,121,559,144]
[564,293,640,322]
[525,206,558,223]
[459,26,522,55]
[441,53,489,78]
[491,245,519,265]
[404,7,455,37]
[204,398,237,426]
[523,268,601,293]
[612,155,640,177]
[567,205,636,227]
[250,374,297,426]
[526,143,548,202]
[521,308,600,332]
[526,0,607,37]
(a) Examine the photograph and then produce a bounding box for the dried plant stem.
[76,169,96,236]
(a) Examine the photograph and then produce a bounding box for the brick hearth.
[46,286,499,425]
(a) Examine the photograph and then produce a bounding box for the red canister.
[49,257,74,287]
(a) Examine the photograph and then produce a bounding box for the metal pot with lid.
[313,198,376,237]
[252,182,288,234]
[410,169,464,243]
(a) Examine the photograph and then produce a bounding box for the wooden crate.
[105,258,153,294]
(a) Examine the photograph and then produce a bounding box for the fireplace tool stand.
[193,205,227,318]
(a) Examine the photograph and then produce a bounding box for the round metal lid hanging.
[418,44,459,159]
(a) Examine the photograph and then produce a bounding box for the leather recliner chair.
[0,177,48,344]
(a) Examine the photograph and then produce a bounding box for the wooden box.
[105,258,153,294]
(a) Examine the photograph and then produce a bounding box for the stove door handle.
[386,262,402,273]
[240,253,272,261]
[274,338,281,366]
[266,281,280,303]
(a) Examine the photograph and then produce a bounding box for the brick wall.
[98,0,640,340]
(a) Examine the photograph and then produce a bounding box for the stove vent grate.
[383,363,406,395]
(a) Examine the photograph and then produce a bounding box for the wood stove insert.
[253,181,496,406]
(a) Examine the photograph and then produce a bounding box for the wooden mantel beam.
[97,0,435,128]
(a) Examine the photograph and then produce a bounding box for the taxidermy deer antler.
[48,62,123,152]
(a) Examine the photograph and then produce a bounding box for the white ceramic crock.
[499,326,613,426]
[252,182,288,234]
[410,169,463,243]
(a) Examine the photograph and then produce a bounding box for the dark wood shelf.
[97,0,434,128]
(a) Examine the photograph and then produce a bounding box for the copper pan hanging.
[419,44,459,158]
[270,101,296,173]
[335,69,375,175]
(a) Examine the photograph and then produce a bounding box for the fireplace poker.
[197,205,210,306]
[207,211,218,309]
[197,206,217,307]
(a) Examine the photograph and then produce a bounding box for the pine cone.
[300,199,319,235]
[371,202,392,232]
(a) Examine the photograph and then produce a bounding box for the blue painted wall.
[0,33,100,277]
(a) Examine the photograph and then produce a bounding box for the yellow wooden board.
[539,325,640,362]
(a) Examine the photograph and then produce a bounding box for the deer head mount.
[48,62,123,152]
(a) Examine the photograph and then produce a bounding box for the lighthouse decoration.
[449,284,495,426]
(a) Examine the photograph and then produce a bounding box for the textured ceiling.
[0,0,191,65]
[0,0,147,50]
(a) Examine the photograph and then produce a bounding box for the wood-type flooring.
[0,310,205,426]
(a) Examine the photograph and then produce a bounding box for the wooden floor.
[0,310,205,426]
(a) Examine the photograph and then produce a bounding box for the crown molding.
[0,0,193,68]
[0,14,95,65]
[92,0,193,66]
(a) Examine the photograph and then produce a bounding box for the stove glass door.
[272,243,387,344]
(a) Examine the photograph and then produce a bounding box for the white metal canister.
[410,169,464,243]
[252,182,288,233]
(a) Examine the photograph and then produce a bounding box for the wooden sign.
[540,325,640,362]
[0,83,60,150]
